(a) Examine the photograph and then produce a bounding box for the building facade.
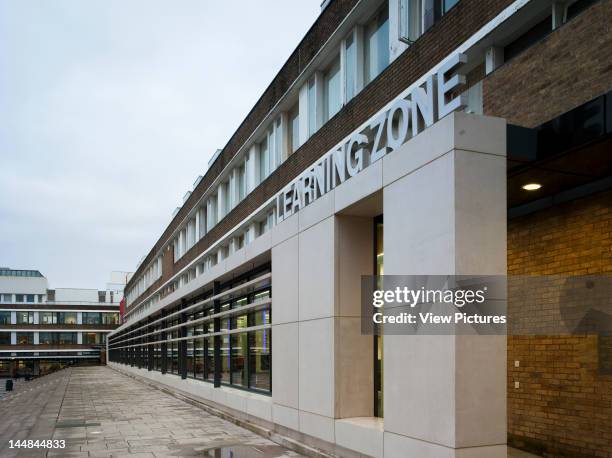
[108,0,612,456]
[0,269,129,378]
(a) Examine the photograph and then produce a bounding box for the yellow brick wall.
[508,190,612,456]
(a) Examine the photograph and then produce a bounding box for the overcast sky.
[0,0,321,290]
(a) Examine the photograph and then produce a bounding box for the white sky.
[0,0,321,289]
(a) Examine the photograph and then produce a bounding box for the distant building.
[0,268,131,377]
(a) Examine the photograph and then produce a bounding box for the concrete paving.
[0,366,540,458]
[0,366,303,458]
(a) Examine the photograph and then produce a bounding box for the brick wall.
[507,189,612,457]
[484,0,612,128]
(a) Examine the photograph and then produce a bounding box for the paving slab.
[0,367,304,458]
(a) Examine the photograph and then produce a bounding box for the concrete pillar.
[33,311,39,325]
[77,312,83,325]
[77,332,83,344]
[382,113,507,457]
[33,332,39,345]
[10,332,16,345]
[10,311,16,325]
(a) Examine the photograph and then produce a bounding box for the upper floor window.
[0,311,10,325]
[289,105,300,153]
[258,119,282,182]
[222,181,230,216]
[16,311,34,325]
[238,164,246,201]
[324,55,342,122]
[399,0,423,43]
[365,3,389,84]
[443,0,459,13]
[345,33,357,101]
[307,78,317,136]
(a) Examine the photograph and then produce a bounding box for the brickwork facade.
[508,189,612,457]
[484,0,612,128]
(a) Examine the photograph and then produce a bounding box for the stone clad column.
[382,113,507,457]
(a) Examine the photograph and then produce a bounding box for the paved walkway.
[0,366,302,458]
[0,366,539,458]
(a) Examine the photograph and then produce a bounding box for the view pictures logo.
[372,286,487,308]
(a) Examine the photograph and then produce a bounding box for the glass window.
[231,332,248,387]
[58,312,78,325]
[249,329,271,392]
[58,332,77,344]
[102,312,119,325]
[399,0,422,43]
[238,164,246,201]
[40,312,56,324]
[222,181,230,215]
[186,334,194,377]
[194,338,204,379]
[83,312,101,325]
[16,311,34,324]
[1,294,12,302]
[220,318,231,383]
[443,0,459,13]
[84,332,104,344]
[16,332,33,345]
[307,77,317,136]
[289,105,300,153]
[16,294,24,303]
[0,332,10,345]
[365,3,390,84]
[259,135,269,181]
[345,33,356,101]
[324,55,341,122]
[205,337,215,382]
[39,332,53,345]
[0,311,10,325]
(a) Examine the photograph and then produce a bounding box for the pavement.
[0,366,303,458]
[0,366,540,458]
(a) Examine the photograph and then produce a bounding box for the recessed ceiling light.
[522,183,542,191]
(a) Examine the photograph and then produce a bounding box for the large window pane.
[205,338,214,382]
[0,311,10,325]
[186,338,194,377]
[16,332,33,345]
[59,312,77,325]
[231,333,248,387]
[259,135,269,181]
[194,338,204,378]
[0,332,11,345]
[345,33,356,101]
[83,312,101,324]
[365,3,390,84]
[399,0,422,43]
[273,118,282,170]
[289,105,300,153]
[324,55,341,121]
[249,329,271,392]
[308,77,317,136]
[16,311,33,324]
